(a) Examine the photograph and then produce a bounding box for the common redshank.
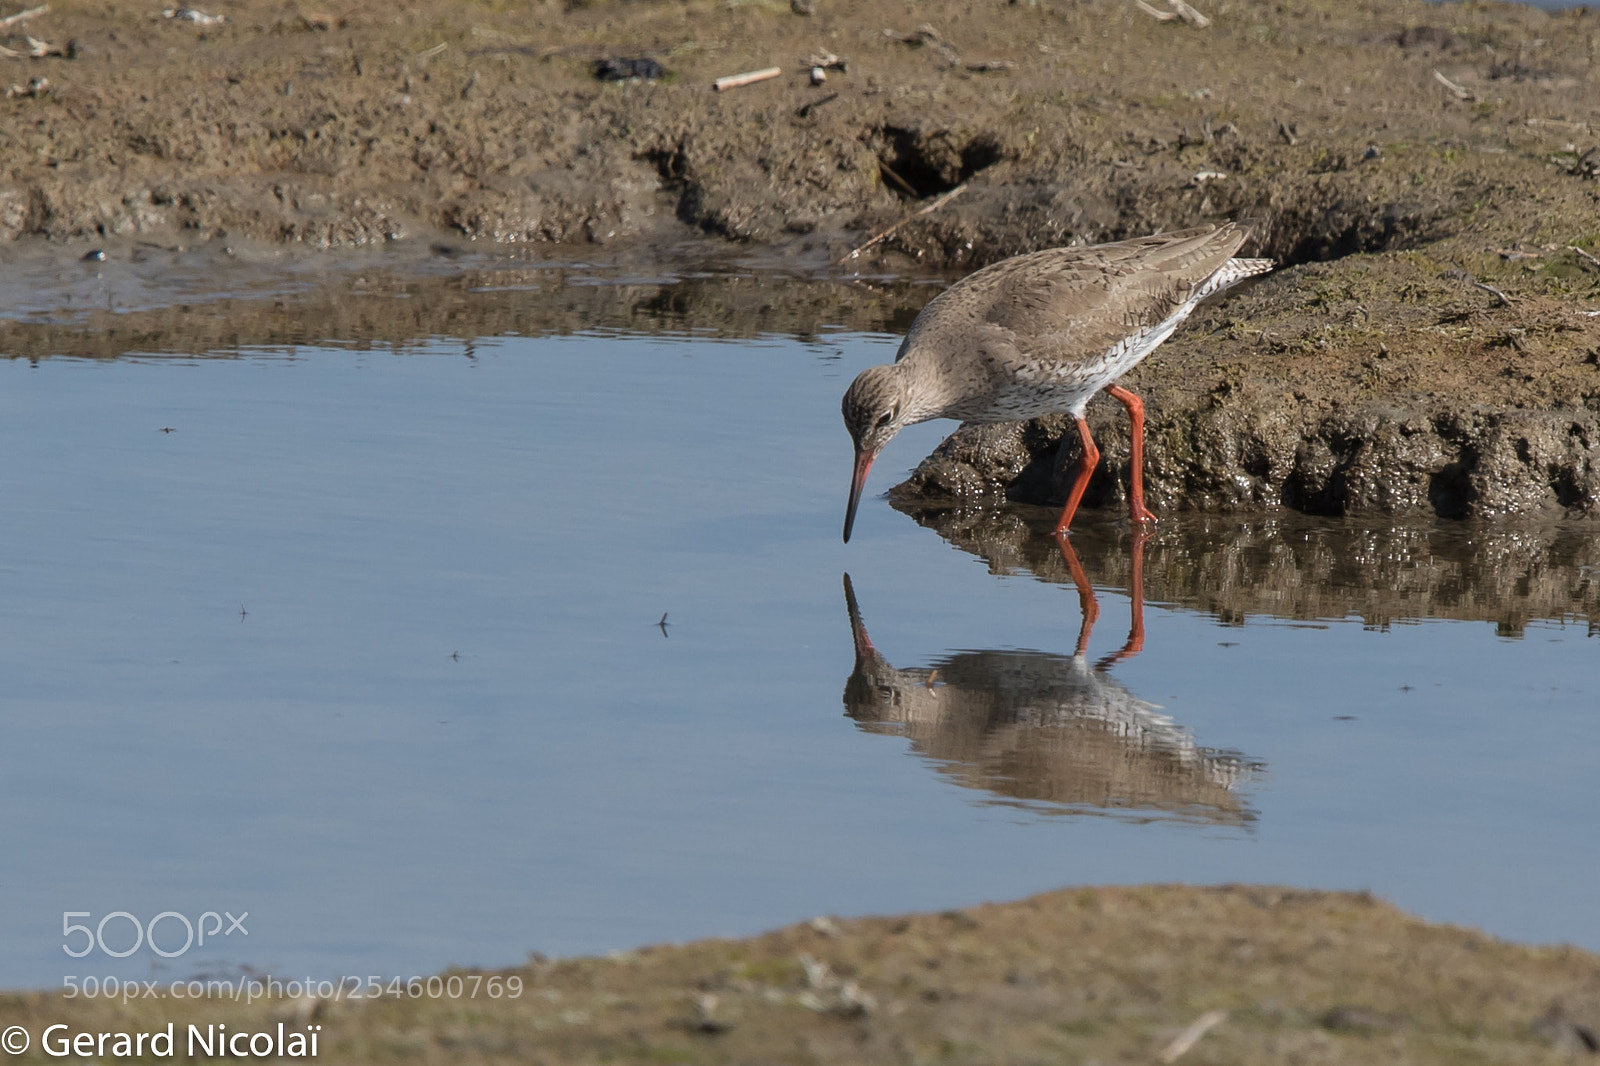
[841,223,1273,541]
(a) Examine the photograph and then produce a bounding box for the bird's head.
[841,363,911,542]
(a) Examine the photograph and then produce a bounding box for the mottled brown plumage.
[842,223,1272,541]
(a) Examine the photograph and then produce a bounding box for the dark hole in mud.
[1393,25,1467,54]
[1284,468,1351,518]
[1428,459,1474,520]
[878,125,1003,199]
[640,144,701,229]
[642,144,688,185]
[1552,465,1585,510]
[1259,199,1452,270]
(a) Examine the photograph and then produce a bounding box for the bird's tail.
[1201,256,1275,298]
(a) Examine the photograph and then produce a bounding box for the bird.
[840,223,1273,542]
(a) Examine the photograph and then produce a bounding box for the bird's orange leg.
[1053,415,1100,535]
[1105,384,1158,527]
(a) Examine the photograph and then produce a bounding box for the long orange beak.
[842,447,876,543]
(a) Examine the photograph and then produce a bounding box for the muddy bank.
[2,885,1595,1065]
[3,0,1596,268]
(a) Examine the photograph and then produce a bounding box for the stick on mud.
[713,66,781,91]
[1471,279,1514,306]
[0,4,47,29]
[835,183,967,264]
[1433,68,1474,100]
[1168,0,1211,27]
[1158,1010,1227,1063]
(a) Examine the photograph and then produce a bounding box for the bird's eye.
[875,412,892,428]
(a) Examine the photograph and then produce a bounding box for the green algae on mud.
[1,885,1595,1065]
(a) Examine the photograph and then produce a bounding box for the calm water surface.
[0,315,1595,989]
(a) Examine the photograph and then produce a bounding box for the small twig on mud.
[1440,267,1515,308]
[883,23,961,66]
[4,74,45,96]
[1134,0,1178,21]
[713,66,781,91]
[1526,116,1591,131]
[878,162,918,197]
[162,6,224,24]
[834,183,967,265]
[414,41,446,60]
[883,24,943,45]
[1168,0,1211,27]
[1569,244,1600,270]
[0,4,47,29]
[805,51,847,72]
[1433,68,1474,101]
[1471,279,1515,306]
[1135,0,1209,26]
[1158,1010,1227,1063]
[795,90,838,118]
[1276,118,1298,146]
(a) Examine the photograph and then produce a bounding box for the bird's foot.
[1129,505,1158,528]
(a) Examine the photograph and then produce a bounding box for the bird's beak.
[843,446,875,543]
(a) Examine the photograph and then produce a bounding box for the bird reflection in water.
[843,533,1263,825]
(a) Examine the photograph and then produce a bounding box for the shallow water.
[0,299,1595,991]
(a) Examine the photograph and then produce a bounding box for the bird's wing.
[973,226,1250,365]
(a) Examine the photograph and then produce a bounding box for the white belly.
[973,299,1198,422]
